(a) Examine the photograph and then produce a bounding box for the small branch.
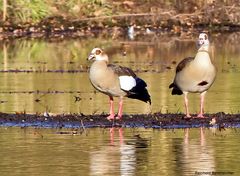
[76,5,240,24]
[77,11,175,22]
[81,119,87,135]
[173,11,204,19]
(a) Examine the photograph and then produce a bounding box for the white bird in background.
[146,28,154,34]
[128,25,135,40]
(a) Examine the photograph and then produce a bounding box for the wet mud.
[0,112,240,129]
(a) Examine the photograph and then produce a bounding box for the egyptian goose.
[88,48,151,120]
[169,33,216,118]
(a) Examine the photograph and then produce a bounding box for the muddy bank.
[0,16,240,41]
[0,112,240,129]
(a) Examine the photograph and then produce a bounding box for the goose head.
[87,48,109,62]
[197,33,209,50]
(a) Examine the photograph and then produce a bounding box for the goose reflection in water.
[182,128,215,175]
[90,128,136,176]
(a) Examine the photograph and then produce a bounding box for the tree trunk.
[3,0,7,21]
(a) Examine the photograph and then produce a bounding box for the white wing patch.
[119,76,136,91]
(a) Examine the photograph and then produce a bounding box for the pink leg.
[119,128,123,144]
[184,93,191,118]
[110,128,114,145]
[197,92,206,118]
[107,96,115,120]
[116,97,123,120]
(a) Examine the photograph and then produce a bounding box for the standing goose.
[88,48,151,120]
[169,33,216,118]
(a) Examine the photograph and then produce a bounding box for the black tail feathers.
[127,77,151,104]
[169,83,183,95]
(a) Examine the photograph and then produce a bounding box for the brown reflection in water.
[3,43,8,71]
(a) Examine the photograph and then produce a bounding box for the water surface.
[0,127,239,176]
[0,33,240,115]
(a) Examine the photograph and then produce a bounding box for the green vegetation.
[0,0,49,22]
[11,0,49,22]
[0,0,239,32]
[0,0,112,23]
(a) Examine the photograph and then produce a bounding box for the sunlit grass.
[7,0,49,22]
[0,0,239,24]
[0,0,112,23]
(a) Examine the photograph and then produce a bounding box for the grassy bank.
[0,0,240,39]
[0,0,111,23]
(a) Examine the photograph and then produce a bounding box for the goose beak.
[87,53,95,61]
[198,39,204,46]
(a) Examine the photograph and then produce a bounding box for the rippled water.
[0,32,240,115]
[0,33,240,176]
[0,127,239,176]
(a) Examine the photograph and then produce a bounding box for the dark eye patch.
[204,34,208,40]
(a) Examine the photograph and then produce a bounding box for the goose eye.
[95,49,101,55]
[204,34,208,40]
